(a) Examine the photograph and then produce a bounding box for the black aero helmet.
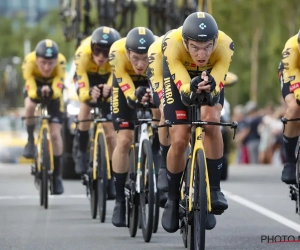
[35,39,59,59]
[182,12,218,42]
[91,26,121,47]
[125,27,155,54]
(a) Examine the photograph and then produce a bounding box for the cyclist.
[22,39,66,195]
[279,29,300,184]
[109,27,160,227]
[160,12,234,233]
[74,26,121,199]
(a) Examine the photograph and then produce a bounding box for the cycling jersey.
[74,36,113,103]
[22,52,66,100]
[162,26,234,96]
[281,34,300,93]
[109,37,149,131]
[147,36,164,106]
[109,38,148,102]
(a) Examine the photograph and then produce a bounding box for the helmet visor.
[91,44,110,58]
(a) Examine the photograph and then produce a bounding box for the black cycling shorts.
[24,89,64,124]
[111,75,149,131]
[75,73,111,118]
[162,57,224,123]
[278,61,292,99]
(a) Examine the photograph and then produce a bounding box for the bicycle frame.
[91,117,111,181]
[136,119,157,194]
[188,125,211,213]
[36,106,54,173]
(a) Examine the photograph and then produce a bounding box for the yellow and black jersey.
[163,26,234,95]
[109,38,148,101]
[22,52,66,99]
[147,36,164,102]
[281,34,300,93]
[74,36,112,102]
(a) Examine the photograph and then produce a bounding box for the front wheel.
[97,132,108,223]
[41,128,50,209]
[139,139,154,242]
[188,149,207,250]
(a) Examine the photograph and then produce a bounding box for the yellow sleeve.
[22,54,38,99]
[282,45,300,92]
[163,36,191,94]
[109,49,136,100]
[74,49,91,102]
[51,54,66,99]
[210,37,234,93]
[148,45,163,102]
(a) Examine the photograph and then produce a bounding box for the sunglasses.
[91,44,110,58]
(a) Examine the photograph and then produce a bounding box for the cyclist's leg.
[161,61,190,233]
[280,63,300,184]
[23,89,37,158]
[76,102,92,175]
[111,80,135,227]
[101,101,116,200]
[201,88,227,213]
[48,97,64,195]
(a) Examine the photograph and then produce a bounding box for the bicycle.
[22,100,55,210]
[75,99,112,223]
[115,102,160,242]
[158,93,237,250]
[281,117,300,217]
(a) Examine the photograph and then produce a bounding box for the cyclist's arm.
[282,46,300,90]
[22,56,38,99]
[163,38,191,95]
[147,50,163,101]
[74,51,92,102]
[51,54,66,99]
[210,38,234,93]
[109,50,136,101]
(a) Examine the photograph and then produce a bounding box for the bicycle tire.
[139,139,154,242]
[295,137,300,215]
[90,134,99,219]
[152,185,160,233]
[188,149,207,250]
[97,132,107,223]
[41,128,50,210]
[128,144,139,237]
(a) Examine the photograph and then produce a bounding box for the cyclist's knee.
[169,126,190,152]
[116,131,133,153]
[285,95,300,118]
[50,128,62,144]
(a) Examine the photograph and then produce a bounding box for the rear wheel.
[97,132,108,223]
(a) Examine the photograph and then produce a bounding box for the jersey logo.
[103,27,110,34]
[290,83,300,92]
[120,83,130,92]
[282,48,291,59]
[197,12,205,18]
[45,39,53,47]
[138,27,146,35]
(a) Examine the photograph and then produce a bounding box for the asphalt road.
[1,163,300,250]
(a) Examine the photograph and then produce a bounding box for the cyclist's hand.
[190,71,216,93]
[41,86,52,98]
[135,86,151,103]
[90,86,101,99]
[99,84,111,98]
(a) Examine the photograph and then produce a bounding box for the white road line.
[223,190,300,233]
[0,194,86,200]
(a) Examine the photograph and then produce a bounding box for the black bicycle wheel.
[295,138,300,215]
[127,144,139,237]
[97,132,108,223]
[152,183,160,233]
[188,149,207,250]
[139,139,154,242]
[41,129,50,210]
[90,135,99,219]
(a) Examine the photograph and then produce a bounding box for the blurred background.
[0,0,300,168]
